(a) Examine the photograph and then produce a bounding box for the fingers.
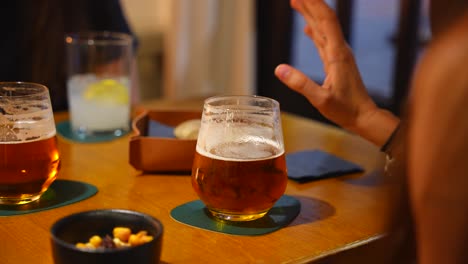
[303,0,346,45]
[292,0,348,62]
[304,25,326,57]
[296,3,327,50]
[304,25,328,73]
[274,64,327,104]
[290,0,302,10]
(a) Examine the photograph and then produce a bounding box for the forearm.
[410,123,468,264]
[408,13,468,262]
[414,199,468,264]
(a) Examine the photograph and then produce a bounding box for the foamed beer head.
[174,119,201,140]
[0,91,56,143]
[196,116,283,159]
[208,141,283,161]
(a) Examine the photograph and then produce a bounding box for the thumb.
[274,64,326,104]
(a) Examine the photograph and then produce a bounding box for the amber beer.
[191,140,288,221]
[0,82,59,205]
[0,135,60,204]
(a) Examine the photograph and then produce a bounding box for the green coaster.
[56,120,128,143]
[0,179,98,216]
[170,195,300,236]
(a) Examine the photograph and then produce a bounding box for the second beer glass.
[0,82,60,204]
[191,95,287,221]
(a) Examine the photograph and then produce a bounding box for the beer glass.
[191,95,287,221]
[0,82,60,205]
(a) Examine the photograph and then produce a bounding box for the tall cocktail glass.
[65,31,133,139]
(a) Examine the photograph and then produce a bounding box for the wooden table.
[0,99,392,264]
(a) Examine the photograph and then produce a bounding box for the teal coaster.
[56,120,128,143]
[0,179,98,216]
[170,195,300,236]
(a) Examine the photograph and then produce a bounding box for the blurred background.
[121,0,430,122]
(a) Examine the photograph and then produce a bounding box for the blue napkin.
[286,150,364,183]
[148,120,175,138]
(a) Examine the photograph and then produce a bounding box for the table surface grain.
[0,99,392,264]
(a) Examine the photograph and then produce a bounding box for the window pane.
[291,0,399,101]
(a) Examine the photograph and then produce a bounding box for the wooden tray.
[129,110,202,172]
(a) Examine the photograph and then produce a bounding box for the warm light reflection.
[215,219,226,231]
[53,151,59,161]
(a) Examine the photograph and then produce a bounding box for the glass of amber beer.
[191,95,287,221]
[0,82,60,205]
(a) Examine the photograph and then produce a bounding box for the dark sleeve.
[85,0,139,48]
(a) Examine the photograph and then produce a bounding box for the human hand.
[275,0,399,146]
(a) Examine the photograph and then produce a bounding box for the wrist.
[346,106,400,148]
[381,123,400,153]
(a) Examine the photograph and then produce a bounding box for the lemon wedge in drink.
[83,79,129,105]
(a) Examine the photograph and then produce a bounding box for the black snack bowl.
[50,209,163,264]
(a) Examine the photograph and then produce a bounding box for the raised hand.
[275,0,399,147]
